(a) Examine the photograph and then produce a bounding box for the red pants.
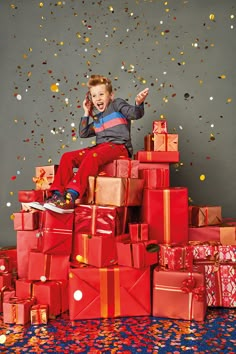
[50,142,129,197]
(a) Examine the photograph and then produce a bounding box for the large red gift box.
[189,205,222,227]
[33,280,68,318]
[68,265,151,320]
[13,210,40,231]
[74,204,127,237]
[71,233,117,268]
[37,210,74,255]
[116,240,159,268]
[153,119,168,134]
[139,168,170,189]
[153,133,178,152]
[3,297,36,324]
[99,159,139,178]
[18,190,45,203]
[28,250,69,281]
[188,224,236,245]
[141,187,189,243]
[87,176,144,206]
[159,244,193,271]
[33,165,58,190]
[152,267,206,321]
[17,229,40,279]
[135,151,179,163]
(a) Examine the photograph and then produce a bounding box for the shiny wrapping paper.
[74,204,127,237]
[28,250,69,281]
[152,267,206,321]
[87,176,144,206]
[139,168,170,189]
[135,151,180,163]
[141,187,189,243]
[129,223,149,242]
[33,280,68,318]
[15,279,35,298]
[159,244,194,271]
[99,159,139,178]
[34,165,58,191]
[30,304,48,325]
[138,162,170,173]
[0,287,15,313]
[69,266,151,320]
[153,133,178,152]
[37,210,74,255]
[71,233,117,268]
[188,224,236,245]
[144,134,154,151]
[17,229,40,279]
[189,205,222,227]
[153,119,168,134]
[3,297,36,324]
[18,189,45,203]
[13,210,40,231]
[116,240,159,269]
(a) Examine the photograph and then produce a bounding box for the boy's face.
[90,84,114,112]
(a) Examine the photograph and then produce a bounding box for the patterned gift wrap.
[153,119,168,134]
[159,244,193,271]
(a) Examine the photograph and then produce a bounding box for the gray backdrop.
[1,0,235,246]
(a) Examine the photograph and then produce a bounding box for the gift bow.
[181,277,205,302]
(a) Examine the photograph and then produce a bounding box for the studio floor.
[0,308,235,353]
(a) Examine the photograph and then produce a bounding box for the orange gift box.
[99,159,139,178]
[135,151,179,163]
[17,229,40,279]
[30,304,48,324]
[116,240,159,269]
[3,296,36,324]
[68,265,151,320]
[18,189,45,203]
[129,223,149,242]
[28,250,69,281]
[72,233,117,268]
[13,210,40,231]
[141,187,189,243]
[33,165,58,191]
[153,119,168,134]
[189,205,222,227]
[139,168,170,189]
[33,280,68,318]
[153,133,178,152]
[188,224,236,245]
[144,134,154,151]
[87,176,144,206]
[152,267,206,321]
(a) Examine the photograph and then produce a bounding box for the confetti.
[200,174,206,181]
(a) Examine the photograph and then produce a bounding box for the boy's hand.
[83,98,93,116]
[135,88,149,106]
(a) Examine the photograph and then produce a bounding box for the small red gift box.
[116,240,159,268]
[0,255,15,274]
[69,265,151,320]
[33,165,58,190]
[0,287,15,312]
[33,280,68,318]
[99,159,139,178]
[3,296,36,324]
[15,279,36,298]
[159,244,193,271]
[129,223,149,242]
[13,210,40,231]
[30,304,48,324]
[152,267,206,321]
[17,229,40,279]
[18,190,45,203]
[87,176,144,206]
[141,187,189,243]
[28,250,69,281]
[135,151,179,163]
[144,134,154,151]
[72,233,117,268]
[153,119,168,134]
[139,168,170,189]
[188,224,236,245]
[153,133,178,152]
[189,205,222,227]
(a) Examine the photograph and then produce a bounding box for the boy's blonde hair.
[87,75,113,94]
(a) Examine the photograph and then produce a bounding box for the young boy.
[29,74,149,213]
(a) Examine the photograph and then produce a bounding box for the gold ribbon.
[163,189,171,244]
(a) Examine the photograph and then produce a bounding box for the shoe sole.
[27,202,46,211]
[44,203,74,214]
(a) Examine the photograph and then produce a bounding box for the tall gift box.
[141,187,189,243]
[69,265,151,320]
[152,267,206,321]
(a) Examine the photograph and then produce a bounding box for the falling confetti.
[200,174,206,181]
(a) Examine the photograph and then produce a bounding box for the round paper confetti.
[209,14,215,21]
[200,174,206,181]
[50,83,59,92]
[74,290,83,301]
[0,335,6,344]
[40,276,47,282]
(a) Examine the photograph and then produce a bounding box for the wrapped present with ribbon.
[30,304,48,325]
[153,119,168,134]
[189,205,222,227]
[3,296,36,324]
[116,240,159,269]
[129,223,149,242]
[135,151,179,163]
[13,210,40,231]
[0,286,15,312]
[152,267,206,321]
[15,279,36,298]
[33,165,58,191]
[17,229,40,279]
[139,168,170,189]
[99,158,139,178]
[68,265,151,320]
[18,189,45,203]
[144,134,154,151]
[159,243,194,271]
[190,241,220,261]
[141,187,189,243]
[71,233,117,268]
[153,133,178,152]
[188,224,236,245]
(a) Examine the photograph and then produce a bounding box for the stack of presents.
[0,119,235,325]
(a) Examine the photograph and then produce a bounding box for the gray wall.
[1,0,235,246]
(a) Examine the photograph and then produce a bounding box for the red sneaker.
[44,193,75,214]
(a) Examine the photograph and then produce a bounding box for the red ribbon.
[181,277,205,302]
